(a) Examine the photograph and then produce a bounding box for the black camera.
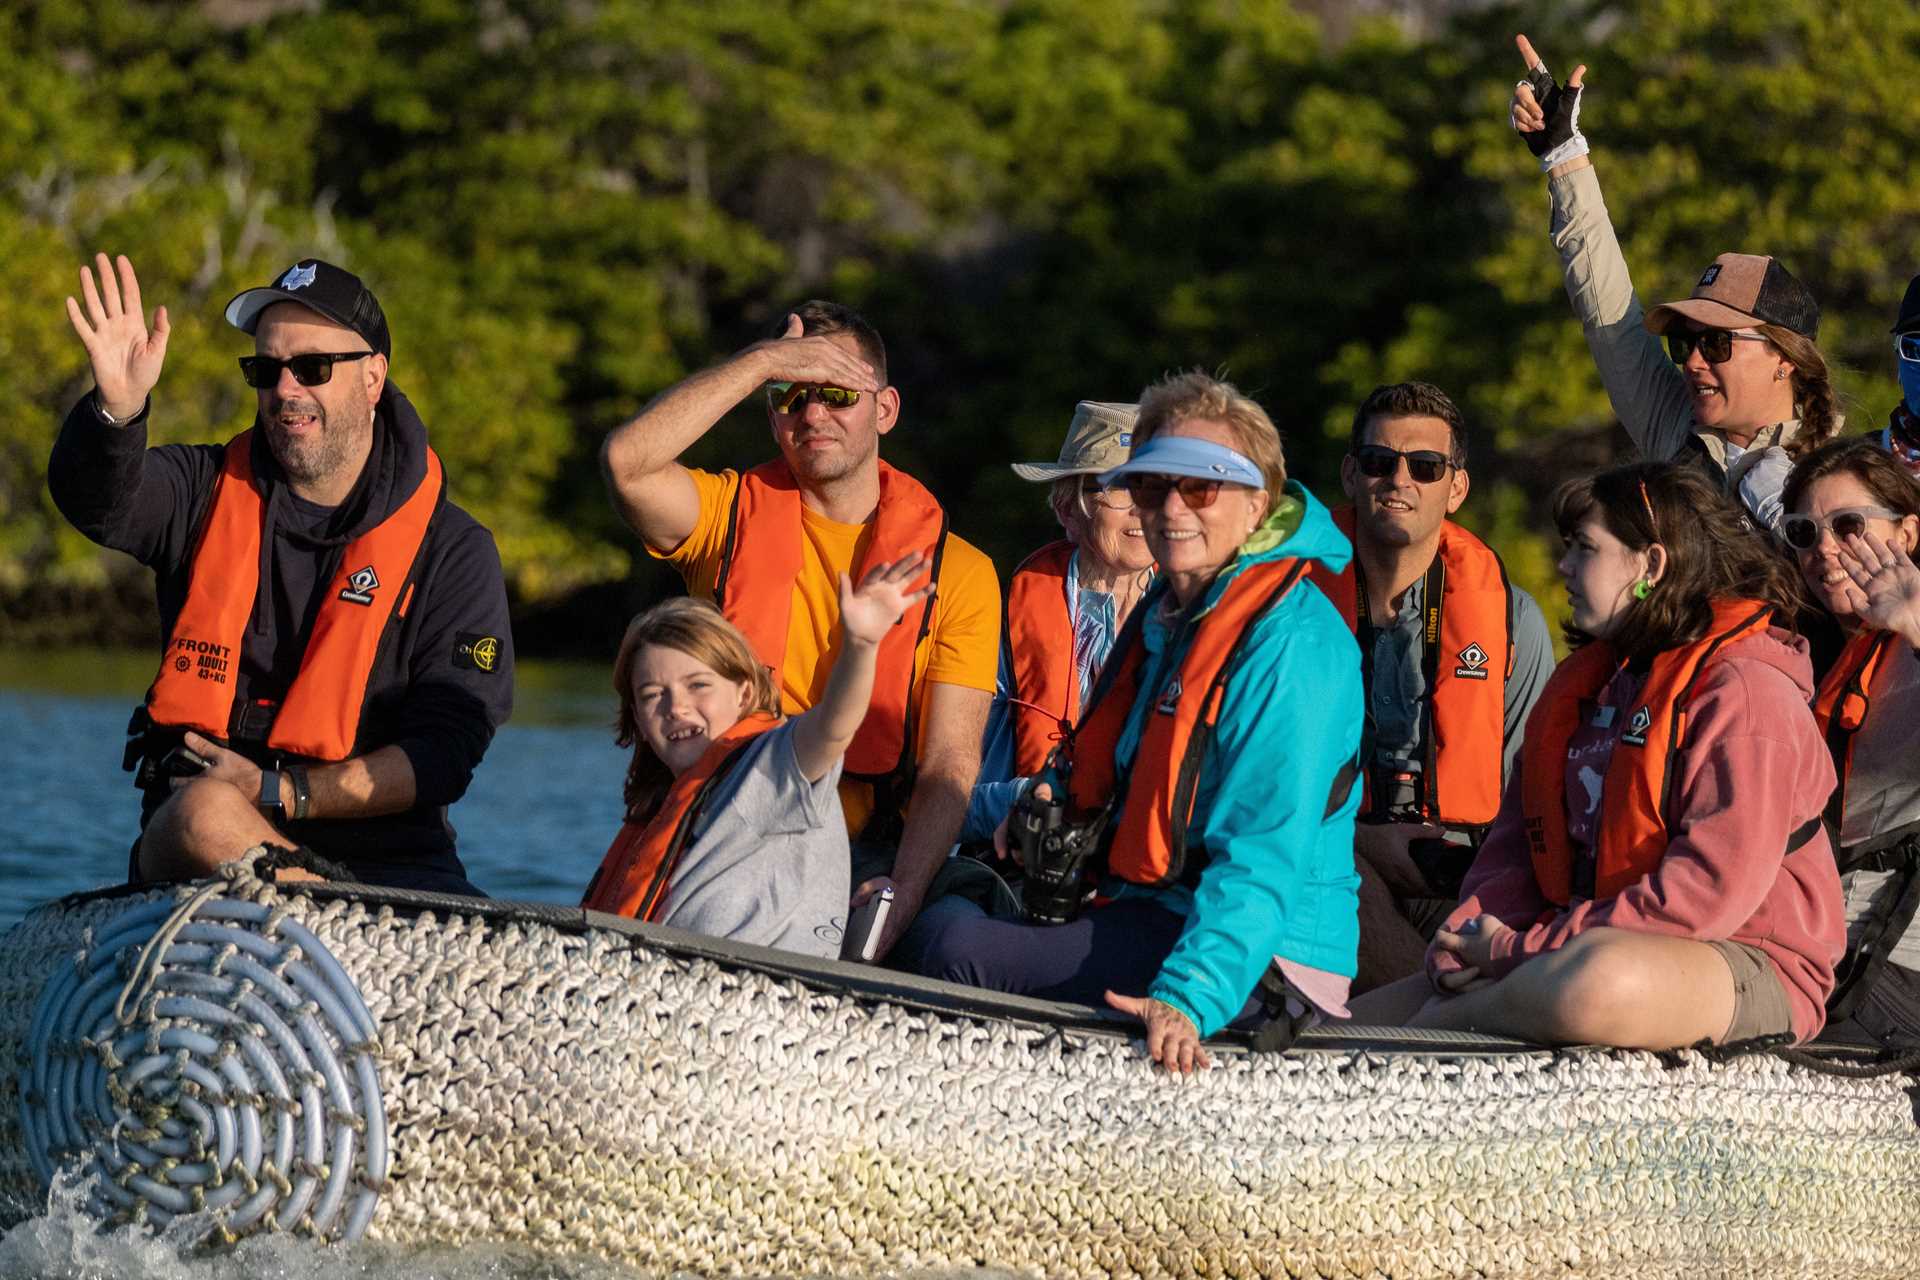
[1011,789,1104,926]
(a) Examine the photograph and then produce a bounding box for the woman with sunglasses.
[1780,438,1920,1046]
[1351,461,1845,1049]
[1510,34,1842,532]
[910,372,1363,1074]
[956,401,1154,846]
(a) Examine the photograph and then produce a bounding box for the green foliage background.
[6,0,1918,654]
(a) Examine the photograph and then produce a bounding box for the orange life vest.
[1308,506,1511,829]
[712,460,946,803]
[145,429,443,761]
[1813,628,1902,832]
[582,714,779,921]
[1065,559,1309,888]
[1521,599,1774,905]
[1005,540,1078,777]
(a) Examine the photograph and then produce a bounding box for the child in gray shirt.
[584,555,933,960]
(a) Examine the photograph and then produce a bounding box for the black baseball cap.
[224,259,391,359]
[1893,274,1920,336]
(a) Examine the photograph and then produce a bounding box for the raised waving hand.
[1510,34,1589,172]
[1837,529,1920,647]
[791,552,934,787]
[836,552,933,646]
[65,253,170,421]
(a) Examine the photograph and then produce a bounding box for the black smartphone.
[160,746,212,777]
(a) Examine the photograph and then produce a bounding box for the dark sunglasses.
[1123,474,1228,510]
[1664,328,1769,366]
[1779,506,1900,552]
[238,351,373,389]
[766,381,861,413]
[1353,445,1452,485]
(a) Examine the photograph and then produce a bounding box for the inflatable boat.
[1,851,1917,1279]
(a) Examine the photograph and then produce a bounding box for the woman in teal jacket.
[904,372,1362,1073]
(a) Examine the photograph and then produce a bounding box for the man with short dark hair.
[601,301,1000,959]
[50,254,512,894]
[1308,381,1554,989]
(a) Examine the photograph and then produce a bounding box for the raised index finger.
[1515,33,1544,71]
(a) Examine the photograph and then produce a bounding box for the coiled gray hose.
[16,889,387,1242]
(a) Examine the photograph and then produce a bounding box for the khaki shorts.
[1707,940,1794,1043]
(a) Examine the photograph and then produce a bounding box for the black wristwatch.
[285,764,311,821]
[258,766,285,819]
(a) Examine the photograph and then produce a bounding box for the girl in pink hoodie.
[1352,461,1846,1047]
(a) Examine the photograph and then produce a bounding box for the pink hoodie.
[1430,627,1847,1043]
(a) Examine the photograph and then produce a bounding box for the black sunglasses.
[1664,328,1769,366]
[239,351,374,389]
[1353,445,1451,485]
[1123,474,1227,510]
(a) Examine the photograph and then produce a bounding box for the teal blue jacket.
[1060,483,1363,1037]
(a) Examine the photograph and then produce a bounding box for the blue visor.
[1097,435,1265,489]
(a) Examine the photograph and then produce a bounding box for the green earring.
[1631,578,1653,600]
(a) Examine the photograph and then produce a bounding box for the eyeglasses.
[1779,506,1902,552]
[1896,333,1920,363]
[1352,445,1452,485]
[1665,328,1769,365]
[766,382,862,414]
[1077,480,1136,513]
[238,351,373,388]
[1123,474,1232,510]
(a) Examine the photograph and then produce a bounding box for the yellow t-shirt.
[653,466,1001,834]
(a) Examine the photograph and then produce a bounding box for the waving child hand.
[65,254,170,421]
[1511,34,1589,172]
[836,552,933,647]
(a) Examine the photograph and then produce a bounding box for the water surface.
[0,650,627,920]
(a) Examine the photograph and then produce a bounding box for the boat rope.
[15,850,387,1244]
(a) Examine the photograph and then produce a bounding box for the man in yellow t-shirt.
[602,300,998,959]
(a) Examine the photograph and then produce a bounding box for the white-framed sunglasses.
[1896,333,1920,363]
[1778,505,1901,552]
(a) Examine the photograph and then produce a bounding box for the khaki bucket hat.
[1009,401,1140,482]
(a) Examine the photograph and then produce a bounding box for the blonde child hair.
[611,598,781,821]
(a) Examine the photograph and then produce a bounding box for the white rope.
[0,879,1917,1276]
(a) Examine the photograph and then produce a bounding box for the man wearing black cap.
[49,253,512,894]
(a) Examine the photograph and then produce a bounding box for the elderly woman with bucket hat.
[958,400,1156,844]
[910,373,1363,1074]
[1509,33,1843,533]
